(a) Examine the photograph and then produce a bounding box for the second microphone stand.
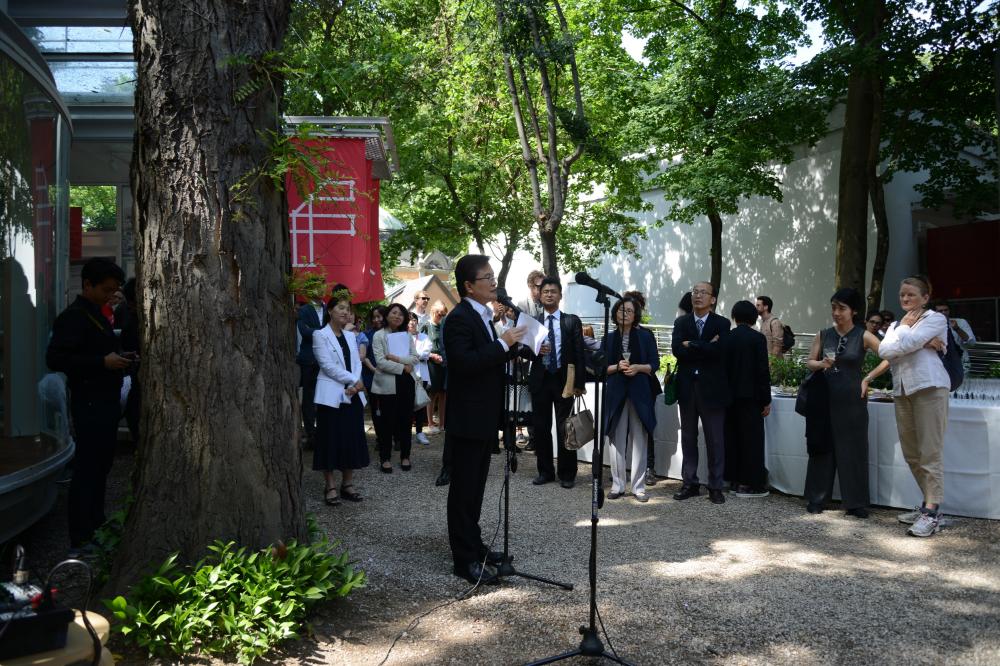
[494,320,572,591]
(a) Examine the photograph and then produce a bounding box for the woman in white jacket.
[372,303,420,472]
[865,276,949,537]
[312,285,369,505]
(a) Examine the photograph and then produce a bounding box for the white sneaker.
[415,432,430,446]
[897,506,922,525]
[426,426,440,435]
[907,512,940,537]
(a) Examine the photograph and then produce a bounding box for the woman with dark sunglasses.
[802,288,881,517]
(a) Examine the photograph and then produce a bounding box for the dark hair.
[81,257,124,289]
[880,309,895,322]
[929,299,950,310]
[865,310,883,322]
[693,281,716,297]
[409,311,419,322]
[326,283,352,311]
[831,287,863,321]
[366,305,389,329]
[612,297,642,328]
[622,290,646,312]
[678,292,693,315]
[539,276,562,293]
[756,295,773,313]
[454,254,491,298]
[385,303,410,331]
[122,278,136,304]
[731,300,758,325]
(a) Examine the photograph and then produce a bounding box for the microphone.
[494,287,522,317]
[574,272,622,300]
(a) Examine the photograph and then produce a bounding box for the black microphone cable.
[376,468,507,666]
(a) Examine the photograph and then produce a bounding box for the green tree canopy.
[70,185,117,231]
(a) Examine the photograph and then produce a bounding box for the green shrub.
[106,538,365,664]
[862,352,893,390]
[770,354,810,388]
[987,362,1000,379]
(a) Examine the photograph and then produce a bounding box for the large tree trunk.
[835,0,885,292]
[113,0,304,590]
[539,225,558,277]
[836,68,875,292]
[867,75,888,314]
[707,203,723,291]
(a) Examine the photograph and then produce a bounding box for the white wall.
[488,123,929,335]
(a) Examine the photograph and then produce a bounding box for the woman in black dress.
[312,286,370,504]
[803,288,881,517]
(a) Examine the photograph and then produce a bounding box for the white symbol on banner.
[290,179,357,267]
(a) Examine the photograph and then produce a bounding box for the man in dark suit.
[527,277,586,488]
[445,254,525,585]
[723,301,772,496]
[671,281,732,504]
[296,296,327,448]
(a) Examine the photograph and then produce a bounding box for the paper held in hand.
[516,312,550,355]
[386,331,411,358]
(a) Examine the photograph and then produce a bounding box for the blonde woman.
[865,276,949,537]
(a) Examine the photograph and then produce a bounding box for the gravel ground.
[14,429,1000,665]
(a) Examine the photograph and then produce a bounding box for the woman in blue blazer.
[603,296,659,502]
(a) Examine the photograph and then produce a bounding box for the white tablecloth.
[565,385,1000,519]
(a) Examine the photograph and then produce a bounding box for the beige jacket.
[371,328,420,395]
[760,315,784,357]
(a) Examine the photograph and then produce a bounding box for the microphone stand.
[526,290,634,666]
[495,327,574,591]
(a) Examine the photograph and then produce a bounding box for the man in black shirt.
[47,258,129,550]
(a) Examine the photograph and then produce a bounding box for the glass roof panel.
[48,60,135,96]
[25,26,132,54]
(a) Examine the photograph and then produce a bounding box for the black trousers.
[299,363,320,440]
[124,376,141,444]
[531,372,576,482]
[376,374,415,463]
[724,399,767,488]
[679,380,726,490]
[68,395,120,546]
[441,431,453,469]
[447,433,493,567]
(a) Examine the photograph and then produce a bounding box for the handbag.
[795,371,819,416]
[662,368,677,405]
[413,376,430,410]
[562,397,595,450]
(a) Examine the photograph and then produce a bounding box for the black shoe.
[481,550,507,566]
[846,507,870,519]
[380,463,393,474]
[560,479,574,489]
[646,469,657,486]
[532,474,554,486]
[453,561,499,585]
[709,489,726,504]
[807,503,824,514]
[673,484,700,501]
[435,468,450,486]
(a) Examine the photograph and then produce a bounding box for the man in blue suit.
[296,296,328,448]
[671,281,732,504]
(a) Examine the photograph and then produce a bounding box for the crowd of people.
[44,253,965,567]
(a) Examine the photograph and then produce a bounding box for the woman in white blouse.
[372,304,420,472]
[865,276,949,537]
[312,286,369,505]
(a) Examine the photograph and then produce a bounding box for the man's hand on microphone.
[501,325,527,347]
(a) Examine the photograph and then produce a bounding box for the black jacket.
[723,324,772,407]
[443,299,517,440]
[671,311,732,407]
[46,296,124,399]
[526,310,587,394]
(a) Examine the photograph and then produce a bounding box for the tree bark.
[707,202,723,291]
[114,0,304,590]
[866,75,888,314]
[836,68,875,292]
[835,0,885,292]
[540,227,558,278]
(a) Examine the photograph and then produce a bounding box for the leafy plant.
[986,362,1000,379]
[106,538,365,664]
[769,354,810,389]
[90,494,133,589]
[286,263,329,302]
[862,352,893,390]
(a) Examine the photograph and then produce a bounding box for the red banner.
[286,137,384,303]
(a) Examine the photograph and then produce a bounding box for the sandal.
[324,486,340,506]
[400,459,412,471]
[380,462,393,474]
[340,484,363,502]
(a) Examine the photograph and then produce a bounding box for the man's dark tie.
[696,318,704,338]
[546,314,558,372]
